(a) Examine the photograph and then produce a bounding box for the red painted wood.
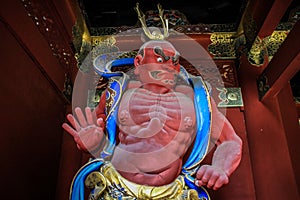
[55,106,84,200]
[207,108,257,200]
[1,2,80,200]
[51,0,77,39]
[0,20,65,200]
[251,0,292,38]
[1,1,66,92]
[277,84,300,193]
[238,55,300,200]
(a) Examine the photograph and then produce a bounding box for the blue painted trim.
[70,159,104,200]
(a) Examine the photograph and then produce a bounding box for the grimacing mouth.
[149,71,176,85]
[149,70,162,80]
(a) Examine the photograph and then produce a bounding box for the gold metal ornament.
[134,2,169,40]
[85,171,107,199]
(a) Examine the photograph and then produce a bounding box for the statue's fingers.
[75,107,88,127]
[196,165,207,180]
[97,118,104,129]
[66,114,81,131]
[195,165,208,186]
[213,175,229,190]
[62,123,78,138]
[201,167,213,183]
[85,107,94,125]
[206,173,219,189]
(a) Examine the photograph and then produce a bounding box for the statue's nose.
[161,64,177,73]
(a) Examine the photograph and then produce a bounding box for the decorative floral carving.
[247,36,266,67]
[217,87,244,107]
[263,31,289,61]
[208,33,237,58]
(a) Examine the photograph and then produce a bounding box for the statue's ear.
[134,55,143,75]
[134,54,142,67]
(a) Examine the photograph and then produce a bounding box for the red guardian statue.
[63,3,242,200]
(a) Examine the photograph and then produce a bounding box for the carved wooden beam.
[257,19,300,101]
[241,0,293,67]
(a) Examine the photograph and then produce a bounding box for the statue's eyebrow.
[172,52,180,63]
[154,46,170,61]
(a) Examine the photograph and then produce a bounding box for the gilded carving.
[263,31,289,61]
[89,24,239,36]
[208,33,236,58]
[91,36,119,64]
[72,21,92,70]
[240,3,293,67]
[217,62,238,87]
[217,87,244,107]
[247,31,289,66]
[186,62,238,88]
[92,36,117,47]
[247,36,266,67]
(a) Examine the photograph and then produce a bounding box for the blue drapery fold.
[70,159,104,200]
[181,74,211,173]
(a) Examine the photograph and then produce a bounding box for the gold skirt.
[86,161,199,200]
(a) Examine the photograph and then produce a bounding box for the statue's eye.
[157,57,163,63]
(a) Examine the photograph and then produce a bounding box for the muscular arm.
[211,98,242,176]
[195,98,242,190]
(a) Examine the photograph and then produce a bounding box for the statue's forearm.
[212,140,242,177]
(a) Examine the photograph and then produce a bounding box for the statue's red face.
[134,40,180,90]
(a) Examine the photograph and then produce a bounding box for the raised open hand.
[62,107,104,153]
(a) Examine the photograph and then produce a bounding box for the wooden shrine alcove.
[1,0,299,200]
[54,0,300,198]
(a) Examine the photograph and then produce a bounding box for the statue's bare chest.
[118,88,196,131]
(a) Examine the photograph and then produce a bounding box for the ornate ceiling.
[79,0,247,28]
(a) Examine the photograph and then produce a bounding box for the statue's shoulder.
[175,85,194,99]
[126,80,142,89]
